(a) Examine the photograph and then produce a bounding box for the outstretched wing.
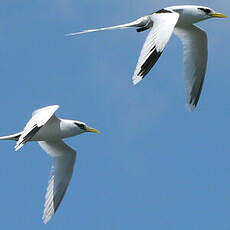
[174,25,208,112]
[132,11,179,85]
[15,105,59,150]
[66,16,151,36]
[39,140,76,224]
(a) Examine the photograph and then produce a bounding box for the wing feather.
[15,105,59,150]
[174,25,208,111]
[39,140,76,224]
[132,11,179,85]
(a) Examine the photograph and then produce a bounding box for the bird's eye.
[75,123,86,129]
[198,8,211,14]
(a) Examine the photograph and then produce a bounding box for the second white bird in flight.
[0,105,100,224]
[67,5,226,111]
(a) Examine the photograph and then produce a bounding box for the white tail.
[66,16,151,36]
[0,132,22,141]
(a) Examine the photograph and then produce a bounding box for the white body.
[0,105,99,224]
[67,5,226,111]
[30,117,83,141]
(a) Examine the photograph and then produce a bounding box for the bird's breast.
[31,125,62,141]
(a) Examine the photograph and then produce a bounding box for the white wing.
[174,25,207,112]
[15,105,59,151]
[66,16,151,36]
[39,140,76,224]
[32,105,59,117]
[132,11,179,85]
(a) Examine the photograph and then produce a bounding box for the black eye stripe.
[198,8,211,14]
[75,123,85,129]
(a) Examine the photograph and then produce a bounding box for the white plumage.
[132,11,179,85]
[0,105,99,224]
[40,140,76,224]
[67,5,226,111]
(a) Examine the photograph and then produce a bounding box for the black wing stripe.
[136,20,153,33]
[14,134,21,141]
[137,46,162,78]
[17,125,42,146]
[156,9,172,14]
[189,77,205,107]
[136,27,150,32]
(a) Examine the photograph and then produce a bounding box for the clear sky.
[0,0,230,229]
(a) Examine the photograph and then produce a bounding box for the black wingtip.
[137,46,162,79]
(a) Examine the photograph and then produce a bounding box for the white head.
[167,5,226,24]
[195,6,226,20]
[73,120,100,134]
[60,119,100,138]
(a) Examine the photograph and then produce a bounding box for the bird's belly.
[30,121,77,141]
[176,17,193,26]
[30,123,63,141]
[31,130,62,141]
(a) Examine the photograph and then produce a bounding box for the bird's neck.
[60,119,82,138]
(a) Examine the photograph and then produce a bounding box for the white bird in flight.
[0,105,100,224]
[67,5,226,111]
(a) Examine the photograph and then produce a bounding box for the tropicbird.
[67,5,226,111]
[0,105,100,224]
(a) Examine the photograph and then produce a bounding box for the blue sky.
[0,0,230,229]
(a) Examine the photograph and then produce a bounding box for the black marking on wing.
[17,125,42,146]
[198,8,211,14]
[136,27,150,32]
[136,19,153,33]
[189,77,205,107]
[156,9,172,14]
[14,134,21,141]
[137,46,162,79]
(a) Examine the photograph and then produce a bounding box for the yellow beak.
[211,12,227,18]
[86,127,100,134]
